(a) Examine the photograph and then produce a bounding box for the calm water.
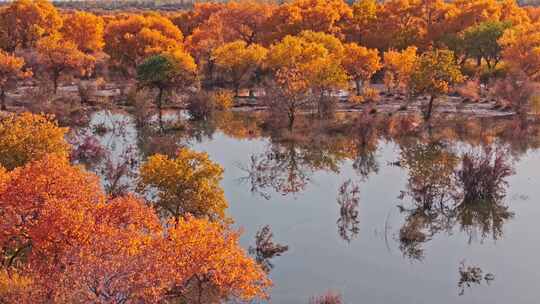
[75,110,540,304]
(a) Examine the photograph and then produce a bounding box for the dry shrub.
[490,72,539,117]
[455,147,513,203]
[530,95,540,116]
[127,88,154,128]
[23,86,89,126]
[211,89,234,110]
[317,95,338,120]
[187,91,215,120]
[386,114,422,137]
[348,95,365,105]
[456,79,480,102]
[77,80,97,105]
[70,135,107,165]
[362,87,381,102]
[309,291,343,304]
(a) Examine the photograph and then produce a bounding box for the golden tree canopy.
[138,147,228,221]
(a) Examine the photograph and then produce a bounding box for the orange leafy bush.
[0,112,70,170]
[0,155,270,303]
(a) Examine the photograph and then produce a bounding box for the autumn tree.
[0,0,62,51]
[267,34,348,118]
[104,14,184,71]
[212,40,268,96]
[170,2,226,37]
[344,0,378,45]
[36,34,96,93]
[265,67,312,131]
[267,0,353,41]
[0,112,70,170]
[0,51,32,110]
[499,22,540,81]
[136,50,197,129]
[138,147,228,221]
[463,21,511,69]
[60,11,105,54]
[342,43,381,95]
[0,155,270,303]
[410,49,464,121]
[209,1,275,45]
[383,46,418,94]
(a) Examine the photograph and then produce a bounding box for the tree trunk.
[0,90,6,111]
[157,87,164,131]
[355,79,362,96]
[424,95,435,122]
[53,71,60,94]
[288,107,295,131]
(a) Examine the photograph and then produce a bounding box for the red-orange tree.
[60,11,105,54]
[36,34,96,93]
[0,155,270,303]
[0,0,62,51]
[104,14,184,71]
[0,51,31,110]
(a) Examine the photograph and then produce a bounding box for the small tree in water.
[137,50,198,130]
[410,49,463,122]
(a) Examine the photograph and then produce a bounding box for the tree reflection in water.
[240,142,311,199]
[457,261,495,296]
[248,225,289,273]
[239,136,353,199]
[337,179,361,243]
[454,147,515,243]
[397,140,458,260]
[397,140,515,260]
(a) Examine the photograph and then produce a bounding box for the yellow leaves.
[60,11,104,53]
[410,49,464,97]
[213,40,268,72]
[0,153,269,303]
[383,46,418,92]
[212,40,268,92]
[0,50,31,93]
[36,33,96,90]
[104,14,184,68]
[267,33,348,91]
[299,30,344,59]
[499,22,540,80]
[0,269,32,302]
[0,112,70,170]
[138,147,227,221]
[267,35,328,70]
[211,90,235,110]
[342,42,381,82]
[0,0,62,51]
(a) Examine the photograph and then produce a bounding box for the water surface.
[76,110,540,304]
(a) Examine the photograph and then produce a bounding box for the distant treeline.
[43,0,540,11]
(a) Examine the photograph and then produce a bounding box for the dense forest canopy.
[1,0,540,303]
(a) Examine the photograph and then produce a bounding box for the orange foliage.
[36,34,96,92]
[61,11,105,53]
[267,0,352,42]
[104,14,184,69]
[499,22,540,81]
[342,43,381,95]
[0,50,31,109]
[0,112,70,170]
[0,0,62,51]
[383,46,418,93]
[0,155,270,303]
